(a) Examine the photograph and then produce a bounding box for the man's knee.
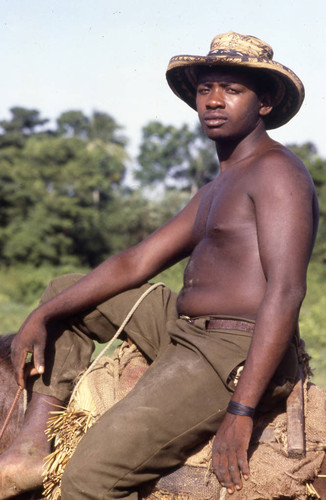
[61,458,84,500]
[61,446,122,500]
[39,274,85,304]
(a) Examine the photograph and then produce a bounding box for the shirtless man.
[0,32,318,499]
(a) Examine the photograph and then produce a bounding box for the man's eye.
[197,86,210,94]
[227,87,240,94]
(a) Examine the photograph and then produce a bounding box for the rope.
[70,282,165,401]
[23,388,28,413]
[0,385,23,442]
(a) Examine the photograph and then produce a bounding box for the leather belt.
[180,315,255,333]
[206,318,254,333]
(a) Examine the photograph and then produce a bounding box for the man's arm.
[11,186,207,388]
[212,151,318,494]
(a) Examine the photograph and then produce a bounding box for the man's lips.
[203,113,227,127]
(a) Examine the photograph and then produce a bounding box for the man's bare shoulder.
[182,178,215,210]
[246,143,319,235]
[195,179,215,197]
[248,143,315,194]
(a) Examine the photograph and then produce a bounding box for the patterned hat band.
[166,32,304,130]
[208,49,270,60]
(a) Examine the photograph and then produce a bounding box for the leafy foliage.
[57,110,90,138]
[136,121,218,193]
[288,142,326,262]
[0,110,128,267]
[299,262,326,387]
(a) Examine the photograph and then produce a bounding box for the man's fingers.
[33,343,45,375]
[237,449,250,480]
[229,451,243,490]
[13,351,28,388]
[24,362,42,378]
[12,343,45,388]
[213,450,247,494]
[214,454,235,493]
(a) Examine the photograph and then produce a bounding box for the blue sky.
[1,0,325,159]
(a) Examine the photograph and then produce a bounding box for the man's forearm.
[11,246,156,388]
[230,292,303,409]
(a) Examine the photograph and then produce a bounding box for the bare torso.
[177,146,318,319]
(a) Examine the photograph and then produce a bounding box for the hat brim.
[166,54,304,129]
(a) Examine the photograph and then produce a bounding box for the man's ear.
[259,93,273,118]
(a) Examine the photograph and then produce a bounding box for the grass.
[0,264,88,334]
[299,262,326,387]
[0,260,325,388]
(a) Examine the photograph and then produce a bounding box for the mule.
[0,334,42,500]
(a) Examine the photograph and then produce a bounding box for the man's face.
[196,67,270,142]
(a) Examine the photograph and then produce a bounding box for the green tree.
[0,107,49,148]
[88,111,126,146]
[186,125,219,193]
[136,121,218,193]
[0,119,128,267]
[0,107,49,135]
[288,142,326,262]
[100,188,191,256]
[57,110,90,138]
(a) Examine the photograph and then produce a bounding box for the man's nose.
[206,88,225,108]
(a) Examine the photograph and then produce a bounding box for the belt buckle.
[179,315,192,323]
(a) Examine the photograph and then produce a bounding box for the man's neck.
[216,124,275,171]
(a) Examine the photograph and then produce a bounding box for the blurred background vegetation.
[0,107,325,387]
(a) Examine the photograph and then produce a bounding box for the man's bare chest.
[193,174,256,242]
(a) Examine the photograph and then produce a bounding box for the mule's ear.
[0,333,16,361]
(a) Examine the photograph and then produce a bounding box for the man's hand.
[11,310,47,389]
[212,412,253,494]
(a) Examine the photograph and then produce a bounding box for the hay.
[43,408,96,499]
[43,342,326,500]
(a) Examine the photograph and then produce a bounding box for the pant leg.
[61,340,232,500]
[60,315,295,500]
[30,274,178,402]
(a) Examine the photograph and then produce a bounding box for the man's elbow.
[277,282,307,310]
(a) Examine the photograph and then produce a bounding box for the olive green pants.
[30,274,298,500]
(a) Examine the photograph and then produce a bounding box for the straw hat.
[166,32,304,129]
